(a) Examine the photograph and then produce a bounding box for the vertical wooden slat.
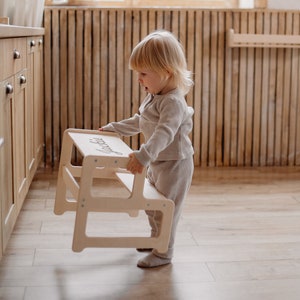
[163,9,172,31]
[185,10,195,162]
[108,10,117,124]
[123,10,132,147]
[223,11,233,167]
[252,11,263,166]
[66,9,78,163]
[178,10,187,65]
[289,13,300,165]
[274,12,285,166]
[260,11,270,166]
[171,10,179,37]
[230,12,240,166]
[131,9,141,150]
[281,12,293,165]
[267,12,278,166]
[92,9,100,129]
[244,12,254,166]
[296,46,300,165]
[60,9,68,136]
[83,10,92,129]
[140,9,148,38]
[216,11,225,167]
[209,11,218,167]
[237,11,247,166]
[192,10,202,167]
[116,10,125,125]
[148,10,156,33]
[201,10,210,166]
[75,10,83,131]
[68,9,76,130]
[100,10,108,127]
[139,10,148,147]
[156,10,163,29]
[51,9,60,167]
[186,10,195,116]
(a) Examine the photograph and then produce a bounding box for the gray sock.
[137,253,171,268]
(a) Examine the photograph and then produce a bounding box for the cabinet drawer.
[27,36,43,54]
[0,38,27,81]
[0,77,14,101]
[14,69,27,95]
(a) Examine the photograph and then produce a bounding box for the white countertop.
[0,24,44,38]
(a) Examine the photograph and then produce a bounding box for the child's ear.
[165,70,173,79]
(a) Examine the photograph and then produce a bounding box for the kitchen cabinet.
[0,28,44,258]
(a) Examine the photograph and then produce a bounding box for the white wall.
[268,0,300,9]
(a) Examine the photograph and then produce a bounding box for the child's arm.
[99,114,141,136]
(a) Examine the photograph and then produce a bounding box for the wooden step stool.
[54,128,174,253]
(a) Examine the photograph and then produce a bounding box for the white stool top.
[68,132,132,157]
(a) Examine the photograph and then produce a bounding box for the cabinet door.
[0,78,17,251]
[13,70,28,210]
[0,138,3,259]
[26,44,35,175]
[27,36,44,181]
[34,37,44,162]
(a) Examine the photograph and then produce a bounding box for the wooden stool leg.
[54,131,75,215]
[72,156,95,252]
[156,203,174,253]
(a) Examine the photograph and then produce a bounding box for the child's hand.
[127,153,144,174]
[98,128,103,131]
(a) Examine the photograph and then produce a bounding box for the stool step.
[116,172,166,200]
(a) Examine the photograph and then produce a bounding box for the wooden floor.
[1,166,300,300]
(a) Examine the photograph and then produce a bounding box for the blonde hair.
[129,30,193,95]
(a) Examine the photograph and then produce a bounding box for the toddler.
[100,30,194,268]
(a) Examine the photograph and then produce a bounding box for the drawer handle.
[13,50,21,59]
[6,84,14,94]
[30,40,36,47]
[38,39,43,45]
[20,75,27,84]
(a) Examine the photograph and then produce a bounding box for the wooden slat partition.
[43,7,300,167]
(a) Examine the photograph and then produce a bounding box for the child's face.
[136,69,170,95]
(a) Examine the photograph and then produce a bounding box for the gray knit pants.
[146,156,194,259]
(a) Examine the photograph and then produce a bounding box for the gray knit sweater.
[102,88,194,166]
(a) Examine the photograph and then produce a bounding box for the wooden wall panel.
[43,7,300,167]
